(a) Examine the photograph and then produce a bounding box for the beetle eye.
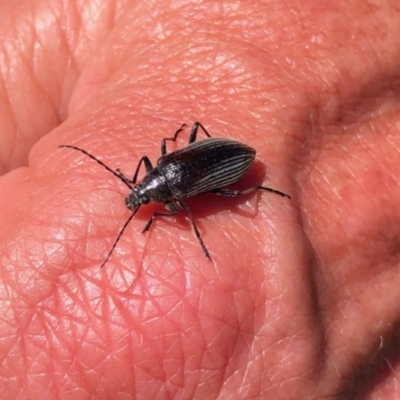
[142,195,150,204]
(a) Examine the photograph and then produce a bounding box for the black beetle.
[59,122,290,266]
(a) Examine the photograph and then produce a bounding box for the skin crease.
[1,0,400,398]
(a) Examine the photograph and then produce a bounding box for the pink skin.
[0,0,400,398]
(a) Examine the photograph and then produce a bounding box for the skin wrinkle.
[0,0,129,174]
[31,14,65,124]
[0,49,18,171]
[20,20,58,129]
[1,15,51,170]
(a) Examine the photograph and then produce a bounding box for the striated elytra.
[59,122,290,266]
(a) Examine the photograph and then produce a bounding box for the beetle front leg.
[211,186,291,199]
[141,202,179,234]
[177,200,212,261]
[116,156,154,185]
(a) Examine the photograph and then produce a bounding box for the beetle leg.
[177,200,212,261]
[161,122,214,155]
[211,186,291,199]
[187,122,212,144]
[161,124,187,155]
[113,156,154,185]
[128,156,154,184]
[141,202,179,234]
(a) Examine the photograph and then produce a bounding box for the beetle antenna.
[100,207,140,268]
[59,145,133,190]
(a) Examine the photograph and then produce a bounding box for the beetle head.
[125,185,150,211]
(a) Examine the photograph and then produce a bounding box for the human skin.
[1,0,400,398]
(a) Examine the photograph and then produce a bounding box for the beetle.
[59,122,290,266]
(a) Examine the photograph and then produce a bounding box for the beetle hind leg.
[211,186,291,199]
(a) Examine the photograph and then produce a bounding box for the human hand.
[1,1,399,398]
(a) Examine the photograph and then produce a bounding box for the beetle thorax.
[125,168,172,211]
